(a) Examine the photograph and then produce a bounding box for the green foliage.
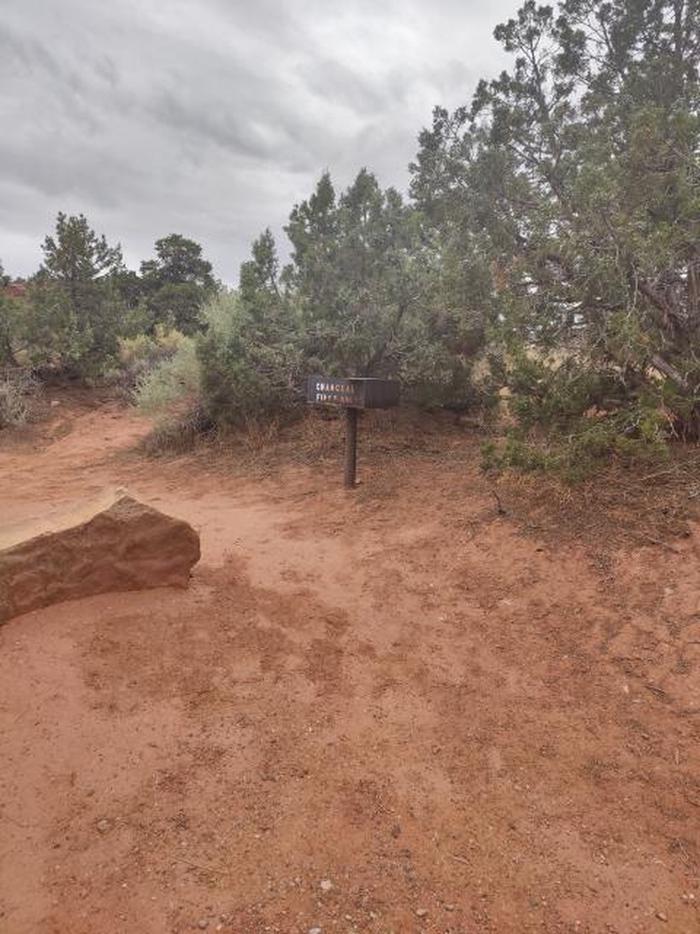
[504,353,632,429]
[117,298,155,340]
[196,289,302,428]
[134,335,201,414]
[197,168,488,431]
[140,234,216,334]
[22,213,127,376]
[482,349,672,479]
[132,326,208,456]
[110,268,143,310]
[143,282,205,334]
[412,0,700,470]
[21,280,124,377]
[1,223,219,383]
[41,212,122,284]
[285,170,458,386]
[0,293,22,366]
[115,326,188,392]
[136,280,302,436]
[5,0,700,475]
[483,413,669,483]
[141,234,215,289]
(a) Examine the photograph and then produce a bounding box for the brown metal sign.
[307,377,359,407]
[306,376,400,410]
[306,376,400,488]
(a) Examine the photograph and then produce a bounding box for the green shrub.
[133,335,207,455]
[482,406,669,483]
[196,291,303,428]
[115,326,188,393]
[134,336,201,414]
[504,352,632,429]
[478,348,673,481]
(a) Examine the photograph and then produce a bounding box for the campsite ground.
[0,394,699,933]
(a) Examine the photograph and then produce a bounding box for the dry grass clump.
[491,447,700,548]
[0,368,41,430]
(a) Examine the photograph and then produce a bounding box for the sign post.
[306,376,400,489]
[344,406,358,488]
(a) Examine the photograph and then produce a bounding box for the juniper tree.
[27,213,125,374]
[412,0,700,435]
[140,234,217,334]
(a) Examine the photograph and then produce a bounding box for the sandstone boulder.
[0,489,200,623]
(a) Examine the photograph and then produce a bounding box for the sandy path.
[0,400,699,933]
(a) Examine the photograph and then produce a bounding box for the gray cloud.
[0,0,514,282]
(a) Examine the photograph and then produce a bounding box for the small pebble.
[197,920,208,930]
[656,911,668,922]
[96,819,110,833]
[308,928,322,934]
[416,908,429,917]
[320,879,333,893]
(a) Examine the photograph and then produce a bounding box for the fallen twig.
[644,682,668,700]
[171,854,230,876]
[635,534,680,554]
[491,489,506,516]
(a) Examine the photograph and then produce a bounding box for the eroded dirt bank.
[1,399,699,933]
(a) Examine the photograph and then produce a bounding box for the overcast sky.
[1,0,514,283]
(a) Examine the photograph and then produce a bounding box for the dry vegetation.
[135,403,700,553]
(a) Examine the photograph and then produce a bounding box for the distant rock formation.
[0,489,200,623]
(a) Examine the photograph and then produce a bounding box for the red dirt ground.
[1,398,699,934]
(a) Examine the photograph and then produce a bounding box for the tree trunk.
[650,353,690,392]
